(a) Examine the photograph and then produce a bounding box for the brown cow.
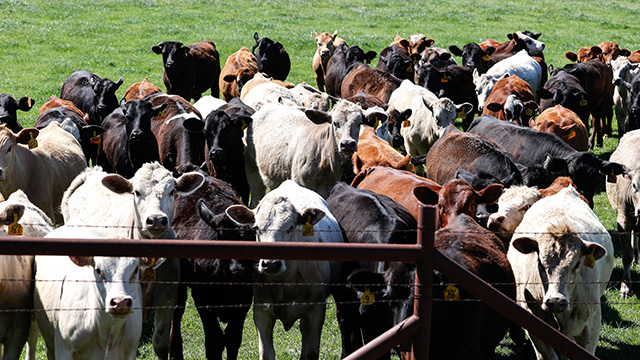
[219,47,259,101]
[530,105,589,151]
[39,96,87,120]
[391,34,434,55]
[122,77,163,102]
[565,41,626,64]
[341,66,402,104]
[349,127,412,180]
[482,75,537,125]
[313,31,346,92]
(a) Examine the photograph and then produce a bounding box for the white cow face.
[474,72,510,111]
[515,32,545,56]
[306,100,363,156]
[226,197,325,275]
[421,96,473,136]
[488,186,541,242]
[512,223,606,313]
[0,126,39,182]
[101,162,204,238]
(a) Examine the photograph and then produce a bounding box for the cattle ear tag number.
[441,74,450,83]
[567,131,576,140]
[8,213,22,236]
[28,132,37,149]
[90,131,101,145]
[143,258,157,281]
[444,284,459,300]
[241,119,249,131]
[580,96,588,107]
[607,169,617,184]
[457,111,466,119]
[361,287,375,305]
[302,216,314,236]
[584,247,596,269]
[402,120,411,128]
[483,54,491,61]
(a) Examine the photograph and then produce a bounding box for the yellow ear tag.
[241,119,249,131]
[90,131,101,144]
[580,96,588,107]
[567,131,576,140]
[406,163,415,172]
[524,109,533,116]
[457,111,466,119]
[143,258,157,281]
[361,287,375,305]
[584,247,596,269]
[388,118,395,125]
[8,213,23,236]
[441,74,450,83]
[27,98,33,107]
[444,284,460,300]
[374,118,381,130]
[483,54,491,61]
[302,216,314,236]
[28,132,37,149]
[157,110,164,118]
[402,120,411,128]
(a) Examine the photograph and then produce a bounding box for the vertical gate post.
[412,205,436,360]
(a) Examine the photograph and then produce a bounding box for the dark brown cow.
[530,105,589,151]
[341,66,402,104]
[565,41,626,64]
[324,43,377,98]
[152,40,221,101]
[219,47,259,101]
[482,75,537,126]
[121,77,163,103]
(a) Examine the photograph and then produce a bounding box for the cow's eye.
[134,190,141,197]
[170,189,176,196]
[6,147,11,153]
[521,204,531,212]
[131,267,139,281]
[95,268,106,280]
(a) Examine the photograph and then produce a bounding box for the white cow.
[0,190,53,360]
[290,83,331,111]
[515,31,545,56]
[60,162,204,360]
[193,95,227,119]
[225,180,343,360]
[388,80,472,172]
[611,56,640,137]
[0,122,85,224]
[487,185,541,243]
[246,100,364,205]
[508,186,614,359]
[34,222,164,360]
[242,82,302,111]
[474,50,542,111]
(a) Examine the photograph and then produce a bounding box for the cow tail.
[350,166,378,188]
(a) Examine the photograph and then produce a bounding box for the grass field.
[4,0,640,359]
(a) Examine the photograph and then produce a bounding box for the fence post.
[412,205,436,359]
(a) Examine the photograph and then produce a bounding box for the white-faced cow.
[509,186,614,359]
[245,100,365,205]
[60,69,123,126]
[225,180,343,360]
[60,162,204,360]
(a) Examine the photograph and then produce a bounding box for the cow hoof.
[620,283,632,298]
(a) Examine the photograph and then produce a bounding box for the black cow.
[377,44,420,81]
[537,70,590,128]
[386,107,412,149]
[204,108,252,205]
[152,40,221,101]
[252,32,291,81]
[325,43,377,98]
[34,107,104,165]
[414,64,478,129]
[171,174,255,360]
[449,43,496,75]
[98,100,165,178]
[0,94,34,133]
[60,69,123,126]
[614,71,640,133]
[468,116,626,207]
[326,182,417,358]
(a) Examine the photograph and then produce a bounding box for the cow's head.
[449,43,495,74]
[252,32,289,75]
[304,100,363,156]
[513,31,545,56]
[512,222,607,313]
[420,95,472,135]
[615,75,640,132]
[121,100,166,168]
[564,46,602,63]
[537,82,591,124]
[93,76,123,121]
[101,162,204,238]
[474,71,510,111]
[314,30,338,61]
[380,45,415,80]
[204,110,250,176]
[152,41,190,72]
[0,94,33,133]
[488,185,541,242]
[386,107,412,149]
[0,126,40,181]
[345,45,377,65]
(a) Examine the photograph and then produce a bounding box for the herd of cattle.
[0,28,640,360]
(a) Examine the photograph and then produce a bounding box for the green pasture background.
[2,0,640,358]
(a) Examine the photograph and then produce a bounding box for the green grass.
[6,0,640,358]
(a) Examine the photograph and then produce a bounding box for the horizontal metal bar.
[0,237,424,262]
[433,250,598,360]
[343,315,421,360]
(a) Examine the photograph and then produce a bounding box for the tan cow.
[530,105,589,151]
[312,30,346,92]
[220,47,259,101]
[0,122,85,224]
[351,126,412,177]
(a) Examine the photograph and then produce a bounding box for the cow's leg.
[574,307,601,354]
[254,308,276,360]
[619,219,634,297]
[615,104,626,138]
[3,314,30,360]
[299,305,325,360]
[147,260,180,360]
[224,316,246,360]
[528,334,560,360]
[331,282,363,357]
[169,283,188,360]
[192,292,224,360]
[243,146,266,207]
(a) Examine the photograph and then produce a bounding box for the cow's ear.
[528,118,537,128]
[223,74,237,83]
[456,102,474,117]
[364,51,378,62]
[175,172,205,194]
[140,257,165,270]
[253,32,260,43]
[413,184,441,206]
[226,204,255,226]
[424,38,435,47]
[0,204,24,225]
[485,46,496,56]
[16,128,39,145]
[590,46,602,55]
[564,51,578,62]
[512,237,539,254]
[233,116,253,130]
[69,256,94,267]
[152,43,164,54]
[543,154,568,173]
[448,45,462,56]
[183,118,205,133]
[507,33,515,40]
[275,42,284,50]
[304,109,331,124]
[454,169,475,183]
[197,199,218,227]
[152,103,168,117]
[477,183,504,205]
[620,48,632,57]
[352,153,364,175]
[17,97,34,112]
[114,77,124,89]
[536,88,553,100]
[102,174,133,194]
[485,102,503,112]
[601,161,628,176]
[401,108,413,121]
[583,241,607,261]
[347,269,386,294]
[80,125,105,138]
[181,46,191,58]
[297,207,325,226]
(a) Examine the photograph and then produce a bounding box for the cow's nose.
[259,260,284,274]
[542,296,569,313]
[109,296,133,316]
[130,130,143,140]
[166,60,175,69]
[146,215,169,230]
[339,140,357,154]
[209,148,224,160]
